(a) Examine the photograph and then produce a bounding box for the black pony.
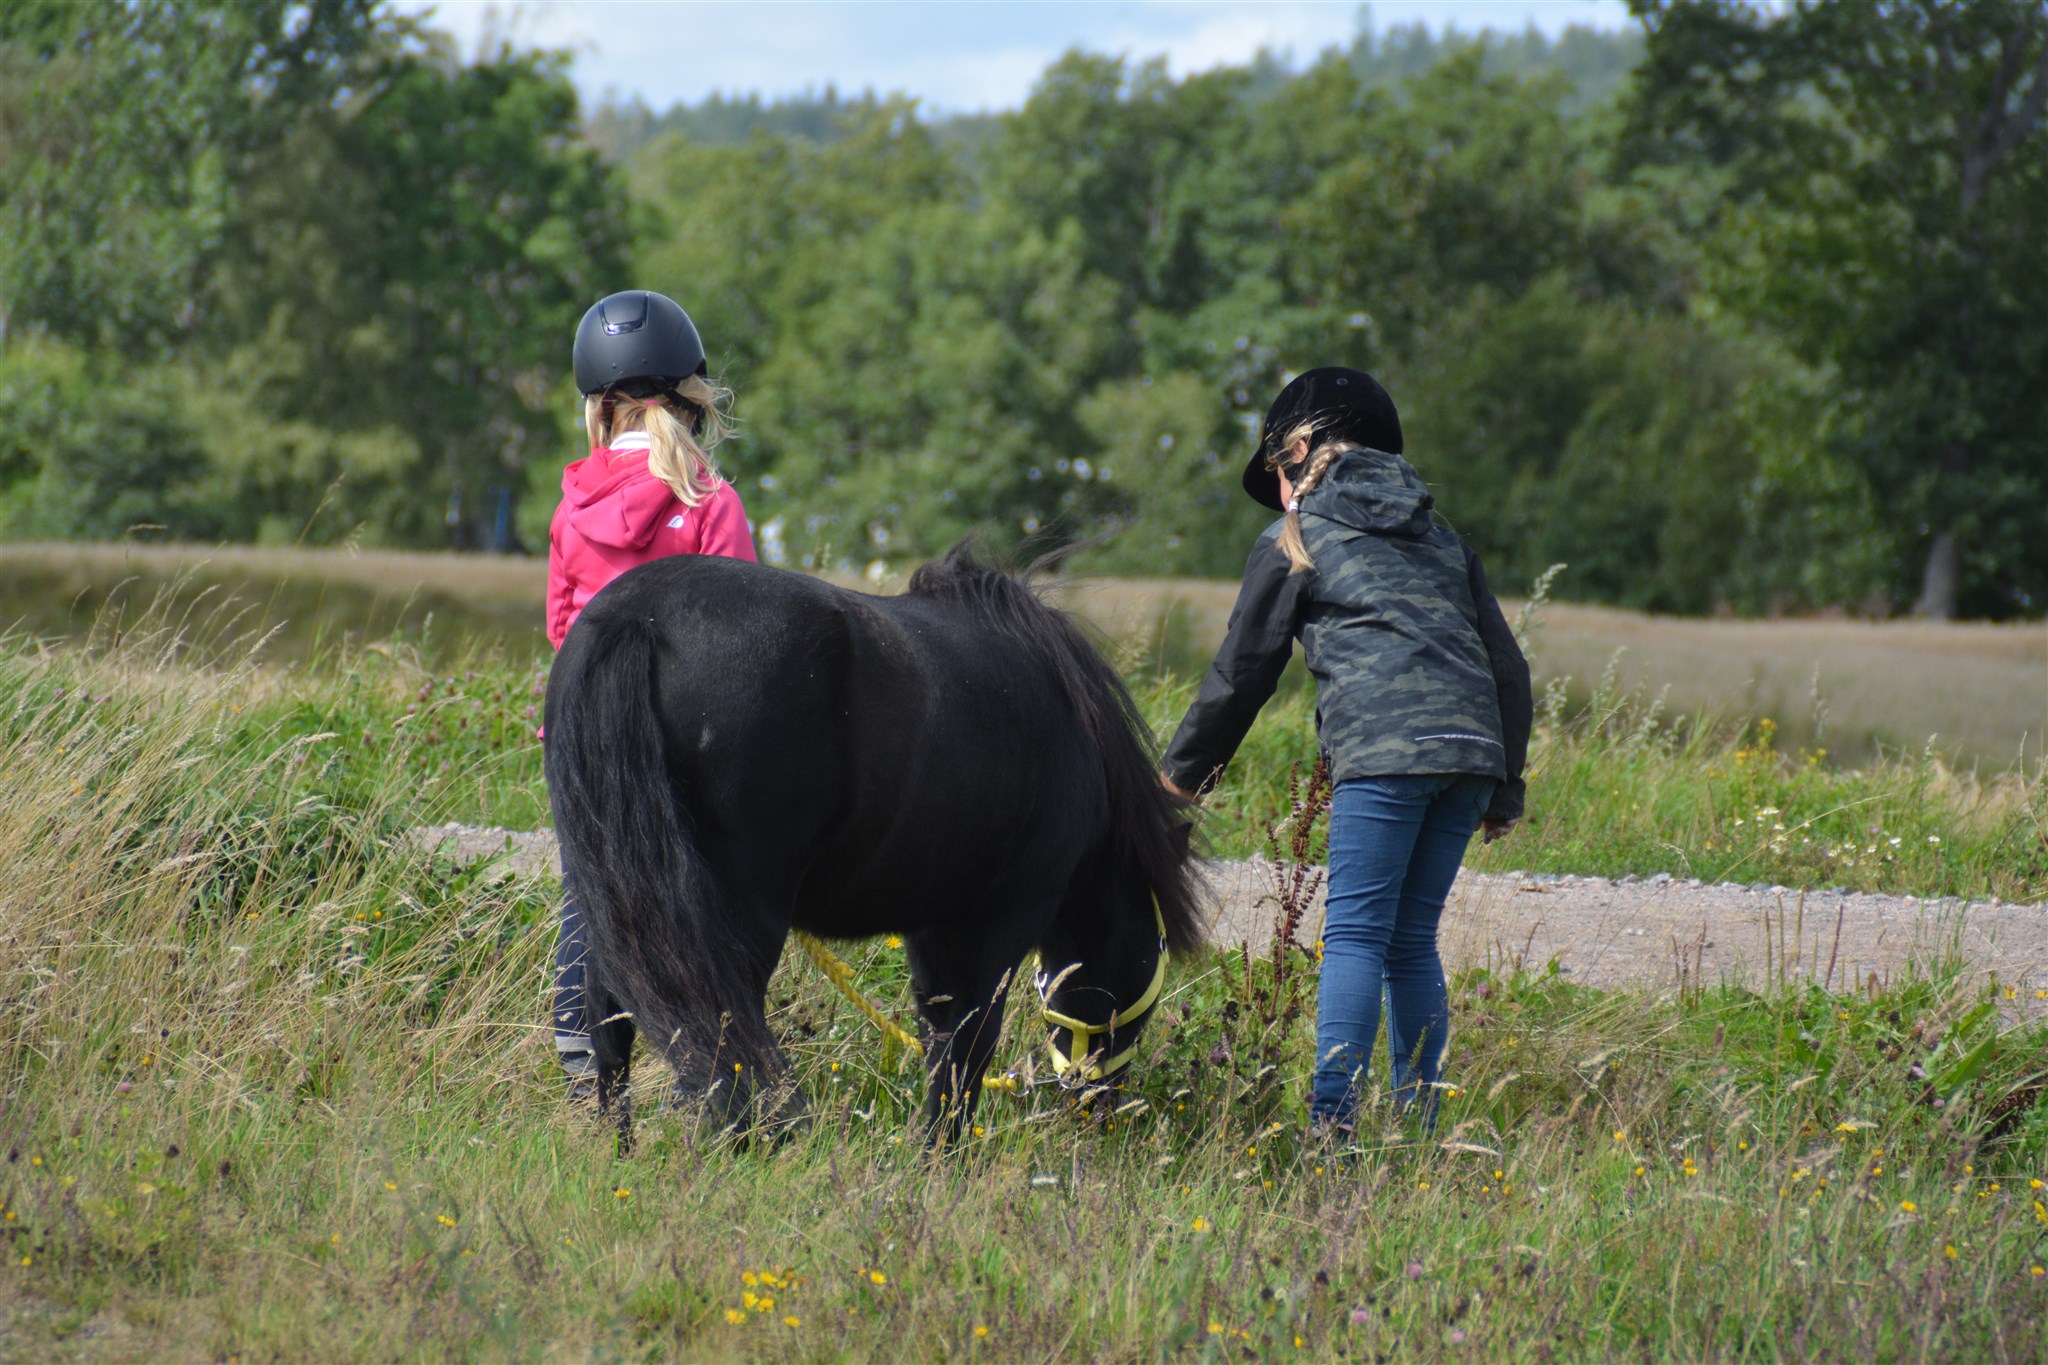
[544,544,1204,1143]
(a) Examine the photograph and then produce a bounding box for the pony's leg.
[590,992,636,1153]
[907,936,1017,1146]
[665,919,809,1141]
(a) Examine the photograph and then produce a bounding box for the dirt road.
[418,824,2047,1015]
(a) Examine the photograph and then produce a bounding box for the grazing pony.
[544,543,1204,1143]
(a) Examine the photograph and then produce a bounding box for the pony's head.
[906,542,1207,1084]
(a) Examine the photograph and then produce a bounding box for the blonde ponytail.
[584,373,736,507]
[1270,420,1356,575]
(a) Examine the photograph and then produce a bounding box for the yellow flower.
[974,1325,991,1339]
[742,1271,759,1287]
[1738,1141,1749,1151]
[782,1316,801,1328]
[885,935,904,949]
[2031,1266,2045,1278]
[868,1269,887,1286]
[1191,1217,1209,1232]
[973,1126,984,1137]
[30,1157,40,1167]
[756,1296,775,1313]
[1612,1130,1625,1142]
[1294,1336,1305,1348]
[436,1214,456,1227]
[614,1187,630,1201]
[383,1181,397,1191]
[330,1233,341,1244]
[1206,1322,1224,1336]
[742,1292,759,1310]
[2031,1179,2044,1190]
[1944,1244,1959,1261]
[1900,1201,1918,1213]
[724,1309,747,1325]
[1314,1166,1324,1176]
[1634,1166,1645,1177]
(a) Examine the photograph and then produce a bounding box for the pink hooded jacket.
[545,432,756,650]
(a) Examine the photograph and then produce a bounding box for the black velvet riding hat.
[1241,367,1404,511]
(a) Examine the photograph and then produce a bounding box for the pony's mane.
[905,542,1204,954]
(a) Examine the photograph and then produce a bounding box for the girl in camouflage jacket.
[1162,368,1532,1129]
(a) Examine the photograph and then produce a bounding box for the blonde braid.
[1274,441,1351,575]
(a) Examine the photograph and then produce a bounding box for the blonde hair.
[584,373,735,508]
[1270,419,1360,575]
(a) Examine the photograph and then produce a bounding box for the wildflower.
[1634,1166,1645,1177]
[1314,1166,1324,1176]
[1192,1217,1209,1232]
[868,1269,887,1286]
[973,1126,984,1137]
[383,1181,397,1191]
[1900,1201,1918,1213]
[724,1310,747,1325]
[614,1188,630,1201]
[1944,1244,1958,1261]
[1613,1130,1625,1142]
[2032,1267,2045,1278]
[330,1233,340,1245]
[1928,835,1941,844]
[742,1271,759,1287]
[885,935,904,949]
[1207,1322,1224,1336]
[974,1325,991,1339]
[755,1296,775,1313]
[1406,1261,1425,1279]
[782,1316,800,1328]
[30,1158,40,1167]
[1349,1308,1371,1325]
[742,1292,759,1310]
[436,1214,455,1227]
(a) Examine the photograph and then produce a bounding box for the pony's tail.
[545,619,771,1088]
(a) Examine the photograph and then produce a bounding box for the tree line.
[2,1,2043,618]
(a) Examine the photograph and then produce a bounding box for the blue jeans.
[1310,772,1494,1126]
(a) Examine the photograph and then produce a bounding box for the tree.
[1624,0,2048,617]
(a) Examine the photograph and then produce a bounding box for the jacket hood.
[561,444,679,550]
[1301,447,1435,538]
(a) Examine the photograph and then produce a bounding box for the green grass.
[3,623,2047,1359]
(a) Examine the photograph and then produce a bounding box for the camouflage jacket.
[1161,448,1532,822]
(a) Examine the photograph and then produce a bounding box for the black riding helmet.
[572,290,707,397]
[1241,367,1403,511]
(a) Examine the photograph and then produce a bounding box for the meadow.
[2,557,2046,1360]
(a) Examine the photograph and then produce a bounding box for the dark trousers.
[553,870,590,1055]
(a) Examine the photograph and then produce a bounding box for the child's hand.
[1160,772,1198,803]
[1480,818,1516,844]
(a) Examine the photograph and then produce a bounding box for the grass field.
[2,549,2047,1359]
[4,540,2045,769]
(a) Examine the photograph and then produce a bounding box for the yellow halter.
[793,900,1171,1087]
[1037,900,1169,1084]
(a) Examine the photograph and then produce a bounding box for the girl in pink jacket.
[548,289,756,1099]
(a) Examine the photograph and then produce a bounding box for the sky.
[392,1,1635,115]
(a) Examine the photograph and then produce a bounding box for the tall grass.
[3,625,2046,1358]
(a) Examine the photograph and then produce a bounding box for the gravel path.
[416,824,2048,1015]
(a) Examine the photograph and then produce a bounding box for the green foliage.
[1623,0,2048,616]
[0,0,627,548]
[2,5,2042,621]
